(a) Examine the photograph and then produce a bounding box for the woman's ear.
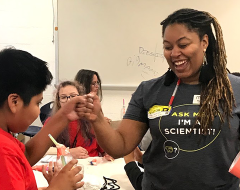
[202,34,209,50]
[8,94,21,114]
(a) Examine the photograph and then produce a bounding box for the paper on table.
[40,155,57,163]
[82,174,103,189]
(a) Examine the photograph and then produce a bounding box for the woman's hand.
[69,147,89,159]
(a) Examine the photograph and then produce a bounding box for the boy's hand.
[42,162,59,184]
[47,159,84,190]
[133,147,143,164]
[123,150,135,164]
[60,95,91,121]
[123,147,143,164]
[78,93,102,122]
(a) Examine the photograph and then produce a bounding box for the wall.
[0,0,132,125]
[1,0,240,124]
[57,0,240,88]
[0,0,56,125]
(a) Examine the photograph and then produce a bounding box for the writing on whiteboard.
[127,46,165,79]
[139,46,164,62]
[127,55,159,76]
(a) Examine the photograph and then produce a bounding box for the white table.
[34,156,134,190]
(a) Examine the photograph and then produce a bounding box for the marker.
[32,165,54,172]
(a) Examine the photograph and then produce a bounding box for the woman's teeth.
[175,60,186,66]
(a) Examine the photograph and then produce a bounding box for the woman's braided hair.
[161,8,235,135]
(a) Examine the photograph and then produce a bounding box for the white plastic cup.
[77,164,84,190]
[77,163,84,175]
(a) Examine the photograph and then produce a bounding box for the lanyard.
[71,126,81,148]
[148,78,181,119]
[168,79,181,107]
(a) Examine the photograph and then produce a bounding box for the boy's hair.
[0,48,53,107]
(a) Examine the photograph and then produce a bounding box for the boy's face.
[8,93,43,133]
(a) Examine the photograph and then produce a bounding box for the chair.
[39,101,54,124]
[21,101,54,138]
[21,125,42,138]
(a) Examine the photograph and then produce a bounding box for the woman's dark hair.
[0,47,52,107]
[74,69,102,101]
[231,72,240,77]
[52,81,94,147]
[161,8,235,134]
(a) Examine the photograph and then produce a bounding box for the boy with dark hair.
[0,48,86,190]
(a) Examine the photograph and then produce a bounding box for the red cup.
[229,152,240,178]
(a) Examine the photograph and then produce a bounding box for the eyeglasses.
[59,94,79,103]
[91,81,100,87]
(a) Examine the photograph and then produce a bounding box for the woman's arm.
[95,117,147,158]
[85,94,148,158]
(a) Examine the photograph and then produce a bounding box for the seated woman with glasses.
[44,81,113,160]
[74,69,112,124]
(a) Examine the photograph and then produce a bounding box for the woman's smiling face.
[163,23,208,84]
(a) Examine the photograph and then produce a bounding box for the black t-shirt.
[124,74,240,190]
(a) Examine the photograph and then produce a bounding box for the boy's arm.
[25,96,87,166]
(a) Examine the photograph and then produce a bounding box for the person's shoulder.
[228,73,240,85]
[138,75,166,90]
[0,129,25,155]
[0,129,15,145]
[229,73,240,79]
[141,75,165,85]
[228,74,240,98]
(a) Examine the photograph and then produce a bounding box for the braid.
[161,8,235,135]
[199,12,235,134]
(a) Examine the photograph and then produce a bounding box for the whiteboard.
[57,0,240,89]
